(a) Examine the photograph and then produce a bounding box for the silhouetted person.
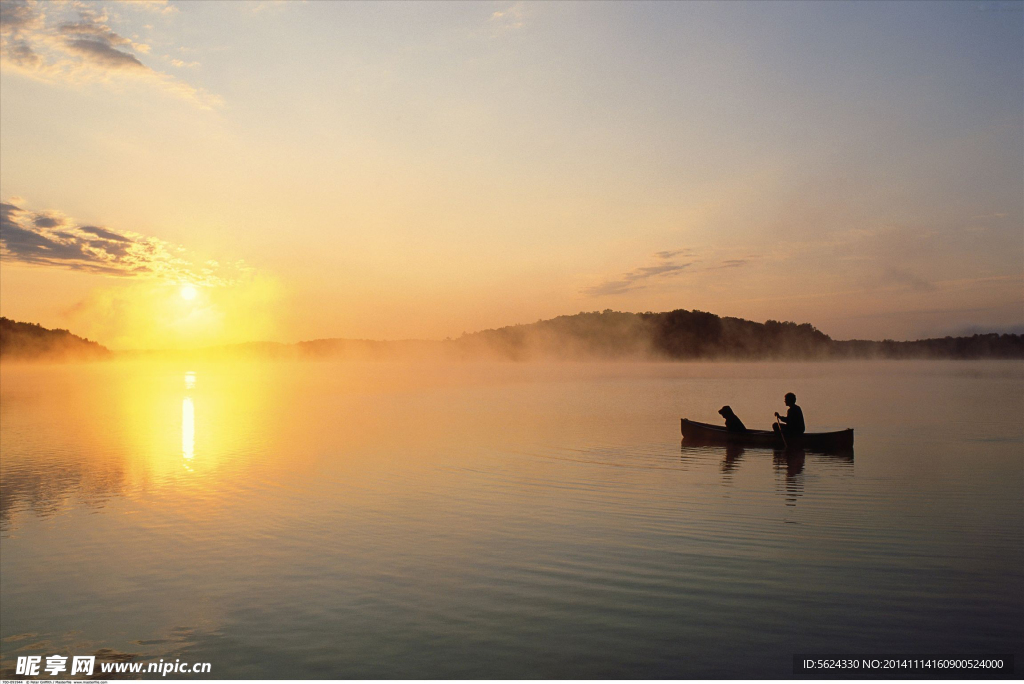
[773,392,805,439]
[718,405,747,433]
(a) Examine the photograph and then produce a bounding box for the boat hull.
[681,418,853,452]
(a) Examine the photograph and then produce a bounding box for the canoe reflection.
[721,442,746,474]
[680,441,854,505]
[774,449,805,506]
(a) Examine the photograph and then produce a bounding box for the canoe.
[681,418,854,452]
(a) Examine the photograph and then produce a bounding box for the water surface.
[1,360,1021,677]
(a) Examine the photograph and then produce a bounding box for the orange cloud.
[1,200,247,286]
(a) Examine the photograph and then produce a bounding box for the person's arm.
[775,411,788,424]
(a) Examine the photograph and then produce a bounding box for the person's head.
[784,392,796,406]
[718,405,735,418]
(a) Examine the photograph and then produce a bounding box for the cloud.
[491,2,526,31]
[79,224,133,242]
[124,0,179,15]
[654,249,695,260]
[32,212,68,228]
[0,0,219,108]
[581,248,762,296]
[3,38,39,66]
[582,250,694,297]
[59,8,150,53]
[0,0,42,32]
[1,200,247,285]
[879,267,937,293]
[65,37,145,69]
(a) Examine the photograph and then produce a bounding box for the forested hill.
[454,310,1024,360]
[455,309,833,360]
[0,317,111,360]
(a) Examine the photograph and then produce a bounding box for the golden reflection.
[182,371,196,470]
[182,397,195,466]
[100,360,280,483]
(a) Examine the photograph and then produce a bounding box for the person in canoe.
[718,405,747,433]
[773,392,805,438]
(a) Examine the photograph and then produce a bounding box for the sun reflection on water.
[182,397,195,466]
[183,371,195,470]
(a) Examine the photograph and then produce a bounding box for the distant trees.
[2,311,1021,362]
[833,334,1024,359]
[456,309,835,360]
[455,309,1021,360]
[0,317,110,360]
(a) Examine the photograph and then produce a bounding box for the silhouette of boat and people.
[681,392,854,453]
[683,393,854,506]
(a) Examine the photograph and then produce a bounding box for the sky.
[1,0,1021,349]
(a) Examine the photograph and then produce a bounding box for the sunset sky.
[1,0,1021,349]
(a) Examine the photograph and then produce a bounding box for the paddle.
[775,414,788,449]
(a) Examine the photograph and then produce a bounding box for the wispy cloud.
[581,247,764,296]
[582,250,694,297]
[879,266,937,293]
[1,200,247,285]
[0,0,219,108]
[654,249,694,260]
[124,0,179,16]
[491,2,526,32]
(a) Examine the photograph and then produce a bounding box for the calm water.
[1,360,1021,678]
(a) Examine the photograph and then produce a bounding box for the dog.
[718,405,747,433]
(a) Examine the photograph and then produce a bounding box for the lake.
[1,360,1021,678]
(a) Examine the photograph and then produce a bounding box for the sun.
[180,284,198,301]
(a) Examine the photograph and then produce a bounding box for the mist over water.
[1,359,1021,677]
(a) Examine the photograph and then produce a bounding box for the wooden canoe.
[681,418,854,452]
